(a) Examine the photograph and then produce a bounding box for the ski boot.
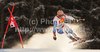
[75,37,85,43]
[69,36,77,42]
[75,37,81,40]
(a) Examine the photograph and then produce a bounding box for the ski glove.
[74,19,79,23]
[53,35,57,40]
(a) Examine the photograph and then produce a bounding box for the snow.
[1,49,100,52]
[1,24,98,52]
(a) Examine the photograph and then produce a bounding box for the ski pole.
[79,19,85,21]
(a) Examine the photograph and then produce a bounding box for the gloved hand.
[74,19,79,23]
[53,35,57,40]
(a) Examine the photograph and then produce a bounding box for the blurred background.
[0,0,100,49]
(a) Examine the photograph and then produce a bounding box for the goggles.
[59,15,64,17]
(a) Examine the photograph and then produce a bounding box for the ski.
[73,39,94,45]
[69,39,81,43]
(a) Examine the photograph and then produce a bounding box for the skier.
[53,10,85,42]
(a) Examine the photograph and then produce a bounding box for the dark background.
[0,0,100,49]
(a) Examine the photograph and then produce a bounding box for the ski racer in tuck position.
[53,10,85,42]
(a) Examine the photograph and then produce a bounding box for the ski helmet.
[57,10,64,17]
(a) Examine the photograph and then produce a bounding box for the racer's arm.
[53,21,57,35]
[65,15,74,20]
[65,15,78,22]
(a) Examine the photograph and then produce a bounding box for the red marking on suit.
[59,18,64,24]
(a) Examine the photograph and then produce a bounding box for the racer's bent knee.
[68,28,73,34]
